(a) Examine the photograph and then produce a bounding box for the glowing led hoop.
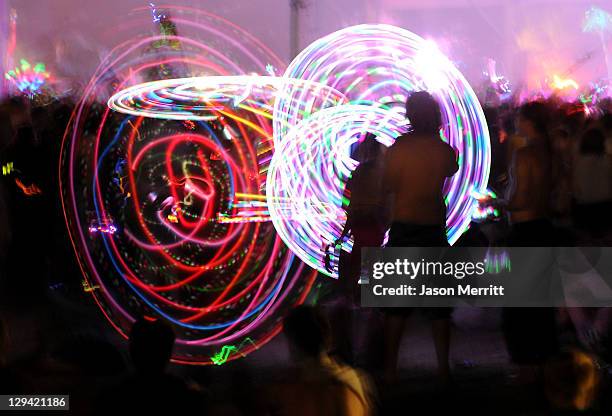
[269,24,490,275]
[61,7,319,366]
[108,75,347,121]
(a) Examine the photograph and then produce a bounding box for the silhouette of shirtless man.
[381,91,458,385]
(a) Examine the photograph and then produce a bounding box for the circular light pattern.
[108,75,348,121]
[270,24,490,277]
[60,6,317,365]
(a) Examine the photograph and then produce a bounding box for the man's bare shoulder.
[420,136,456,158]
[387,135,455,158]
[389,134,427,150]
[384,139,404,160]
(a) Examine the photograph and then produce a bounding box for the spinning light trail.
[60,7,316,365]
[270,24,490,276]
[107,75,347,121]
[109,25,490,278]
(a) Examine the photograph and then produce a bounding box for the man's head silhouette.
[405,91,442,135]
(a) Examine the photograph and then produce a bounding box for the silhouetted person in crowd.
[263,306,373,416]
[501,101,559,384]
[572,128,612,237]
[381,91,458,385]
[505,102,553,234]
[96,318,201,414]
[335,132,388,290]
[329,132,388,364]
[550,126,573,224]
